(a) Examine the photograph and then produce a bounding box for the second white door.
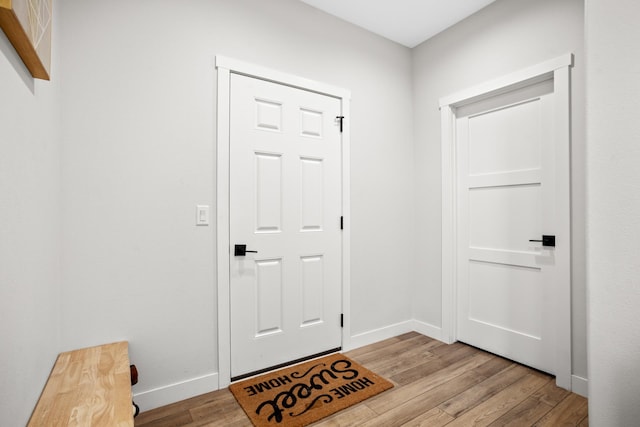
[229,73,342,379]
[455,78,566,375]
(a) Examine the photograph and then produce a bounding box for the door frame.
[215,56,352,388]
[439,54,573,389]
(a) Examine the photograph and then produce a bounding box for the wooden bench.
[28,341,134,426]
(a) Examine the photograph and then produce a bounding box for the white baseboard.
[571,375,588,398]
[344,319,444,352]
[411,320,443,342]
[345,320,414,351]
[133,372,219,412]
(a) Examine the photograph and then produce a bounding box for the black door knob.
[529,235,556,247]
[234,244,258,256]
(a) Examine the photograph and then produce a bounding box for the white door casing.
[229,73,342,378]
[440,54,573,389]
[216,57,352,388]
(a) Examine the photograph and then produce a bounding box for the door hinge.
[340,216,343,230]
[340,313,344,328]
[336,116,345,133]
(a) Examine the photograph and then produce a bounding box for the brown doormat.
[229,353,393,427]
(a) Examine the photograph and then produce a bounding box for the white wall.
[0,21,61,427]
[57,0,414,409]
[586,0,640,424]
[411,0,587,381]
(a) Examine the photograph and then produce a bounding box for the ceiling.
[299,0,497,48]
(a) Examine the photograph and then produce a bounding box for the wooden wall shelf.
[0,0,51,80]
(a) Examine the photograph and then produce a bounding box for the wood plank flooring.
[134,332,588,426]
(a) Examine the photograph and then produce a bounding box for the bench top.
[28,341,133,427]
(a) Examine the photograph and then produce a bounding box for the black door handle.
[529,235,555,247]
[234,244,258,256]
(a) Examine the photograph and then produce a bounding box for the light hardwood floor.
[134,332,588,426]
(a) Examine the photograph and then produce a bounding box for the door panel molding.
[440,54,573,390]
[216,56,351,388]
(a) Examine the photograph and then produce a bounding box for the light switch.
[196,205,209,226]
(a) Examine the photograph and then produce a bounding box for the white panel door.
[229,73,342,379]
[456,79,562,374]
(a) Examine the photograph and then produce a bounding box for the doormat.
[229,353,393,427]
